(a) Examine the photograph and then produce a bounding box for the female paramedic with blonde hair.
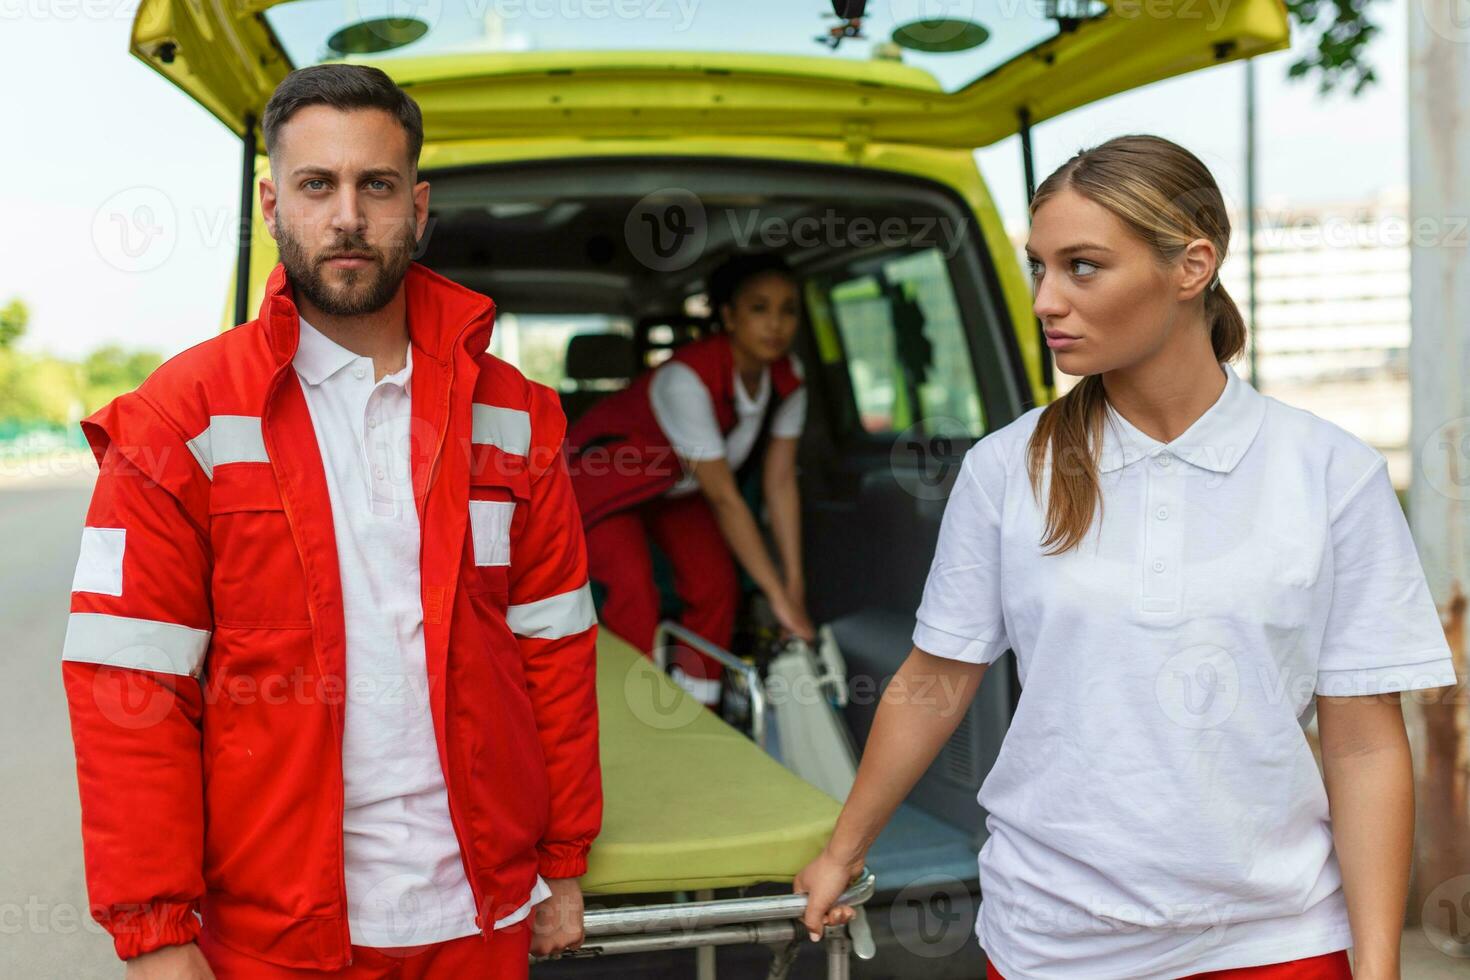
[794,134,1458,979]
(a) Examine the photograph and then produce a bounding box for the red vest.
[566,332,802,527]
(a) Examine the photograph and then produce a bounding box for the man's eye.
[304,179,327,191]
[367,180,390,191]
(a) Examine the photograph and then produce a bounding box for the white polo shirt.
[912,361,1456,979]
[649,355,806,497]
[294,317,550,948]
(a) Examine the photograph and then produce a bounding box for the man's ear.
[259,177,278,240]
[413,177,430,242]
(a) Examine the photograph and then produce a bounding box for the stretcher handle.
[652,620,770,750]
[581,867,876,937]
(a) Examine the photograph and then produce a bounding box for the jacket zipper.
[433,321,497,944]
[275,305,495,961]
[262,362,355,967]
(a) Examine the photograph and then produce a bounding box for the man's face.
[261,105,428,318]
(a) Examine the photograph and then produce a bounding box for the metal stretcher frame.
[531,621,877,978]
[543,869,877,978]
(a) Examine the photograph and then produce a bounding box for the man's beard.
[276,215,416,317]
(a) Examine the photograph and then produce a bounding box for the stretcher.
[532,623,876,978]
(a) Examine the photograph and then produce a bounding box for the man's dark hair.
[262,64,424,176]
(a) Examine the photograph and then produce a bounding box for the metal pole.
[234,114,257,327]
[824,923,852,980]
[1018,107,1052,392]
[1244,60,1258,389]
[1407,0,1470,937]
[695,888,716,980]
[1018,107,1036,204]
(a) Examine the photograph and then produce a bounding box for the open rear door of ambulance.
[128,0,1290,315]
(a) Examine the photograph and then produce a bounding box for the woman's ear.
[1178,238,1218,300]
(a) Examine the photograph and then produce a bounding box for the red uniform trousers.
[584,490,737,701]
[986,948,1352,980]
[197,918,532,979]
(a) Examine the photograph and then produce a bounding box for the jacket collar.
[1098,361,1266,474]
[259,260,496,368]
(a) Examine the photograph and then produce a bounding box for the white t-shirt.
[648,354,805,497]
[293,317,551,947]
[912,360,1456,979]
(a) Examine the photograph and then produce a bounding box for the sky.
[1,0,1413,361]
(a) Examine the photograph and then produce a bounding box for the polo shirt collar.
[293,315,413,389]
[292,316,357,386]
[1098,361,1265,474]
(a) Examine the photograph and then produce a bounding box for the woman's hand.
[530,877,585,958]
[769,587,816,643]
[793,847,862,942]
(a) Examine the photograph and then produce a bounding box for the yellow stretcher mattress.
[578,630,843,895]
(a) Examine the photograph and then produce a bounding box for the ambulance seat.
[561,332,636,425]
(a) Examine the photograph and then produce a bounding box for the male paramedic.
[60,63,601,978]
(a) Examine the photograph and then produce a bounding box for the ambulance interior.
[418,157,1025,977]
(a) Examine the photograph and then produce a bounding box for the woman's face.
[721,271,801,365]
[1025,187,1214,376]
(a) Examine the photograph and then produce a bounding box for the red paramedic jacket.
[60,261,602,966]
[565,332,803,529]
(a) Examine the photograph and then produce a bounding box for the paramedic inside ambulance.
[60,63,601,979]
[567,252,816,707]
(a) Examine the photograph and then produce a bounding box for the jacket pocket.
[208,466,313,628]
[465,469,530,597]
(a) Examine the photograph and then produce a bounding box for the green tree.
[0,298,28,349]
[1285,0,1382,95]
[80,345,163,413]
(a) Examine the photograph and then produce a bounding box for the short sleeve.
[1315,458,1458,696]
[648,362,725,461]
[912,442,1010,664]
[770,387,806,439]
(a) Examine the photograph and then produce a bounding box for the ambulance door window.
[820,248,985,440]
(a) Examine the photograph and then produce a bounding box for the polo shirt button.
[1156,506,1168,520]
[374,466,385,480]
[353,365,367,380]
[368,416,378,429]
[1155,454,1171,467]
[1152,559,1165,573]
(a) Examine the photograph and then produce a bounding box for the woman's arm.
[689,455,784,596]
[795,645,988,938]
[1317,692,1414,980]
[688,455,811,640]
[762,435,804,601]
